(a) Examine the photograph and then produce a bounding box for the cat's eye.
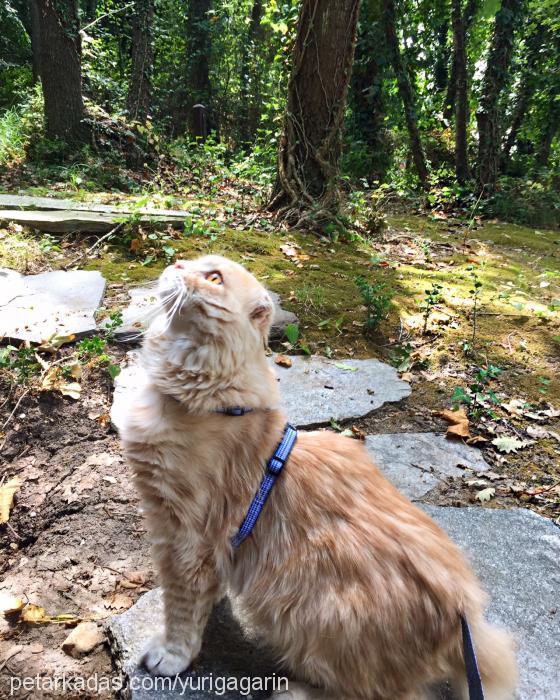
[205,271,223,285]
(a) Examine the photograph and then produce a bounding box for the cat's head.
[155,255,274,345]
[142,255,278,410]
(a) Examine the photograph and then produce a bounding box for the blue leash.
[221,410,483,699]
[231,422,297,548]
[461,615,485,700]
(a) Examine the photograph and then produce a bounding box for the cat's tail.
[451,617,518,700]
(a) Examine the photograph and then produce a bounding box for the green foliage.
[420,283,444,335]
[480,177,560,229]
[355,275,394,333]
[452,364,503,419]
[0,345,40,384]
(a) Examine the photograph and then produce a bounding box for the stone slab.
[0,209,186,234]
[107,596,282,700]
[111,288,298,344]
[275,356,410,427]
[111,355,410,430]
[423,506,560,700]
[0,193,192,217]
[107,508,560,700]
[365,432,490,500]
[0,268,106,342]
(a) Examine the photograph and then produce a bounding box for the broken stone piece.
[62,621,104,658]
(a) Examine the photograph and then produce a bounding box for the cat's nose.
[174,261,186,269]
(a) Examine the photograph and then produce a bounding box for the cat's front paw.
[141,637,192,676]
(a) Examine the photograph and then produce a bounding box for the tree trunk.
[351,0,388,180]
[26,0,41,83]
[501,24,545,164]
[37,0,86,144]
[240,0,265,145]
[452,0,470,182]
[383,0,429,188]
[443,0,478,122]
[268,0,361,226]
[186,0,212,134]
[126,0,154,122]
[536,87,560,168]
[476,0,523,189]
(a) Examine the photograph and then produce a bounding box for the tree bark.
[452,0,470,183]
[476,0,523,189]
[240,0,265,145]
[28,0,41,83]
[501,24,545,164]
[268,0,362,226]
[383,0,429,188]
[37,0,86,144]
[186,0,212,133]
[536,86,560,168]
[126,0,154,122]
[443,0,478,122]
[351,0,388,180]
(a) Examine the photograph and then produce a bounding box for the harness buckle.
[267,455,285,475]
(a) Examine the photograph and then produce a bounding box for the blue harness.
[221,409,484,699]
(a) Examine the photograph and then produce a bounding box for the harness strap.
[461,615,485,700]
[215,407,253,416]
[231,423,297,548]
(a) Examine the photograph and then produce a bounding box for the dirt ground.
[1,199,559,697]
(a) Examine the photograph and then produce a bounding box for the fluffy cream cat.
[118,255,517,700]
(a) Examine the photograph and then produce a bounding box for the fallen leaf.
[334,363,358,372]
[476,487,495,502]
[439,408,470,439]
[275,355,292,368]
[104,593,133,611]
[120,570,149,589]
[351,426,366,440]
[526,426,550,439]
[0,476,23,524]
[38,334,76,353]
[466,435,488,445]
[62,621,104,658]
[41,366,82,400]
[491,437,532,453]
[22,604,47,624]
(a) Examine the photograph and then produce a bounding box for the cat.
[118,255,518,700]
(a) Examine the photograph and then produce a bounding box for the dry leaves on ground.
[438,408,470,439]
[0,475,22,523]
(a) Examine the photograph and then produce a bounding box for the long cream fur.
[118,255,518,700]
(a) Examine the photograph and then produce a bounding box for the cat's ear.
[250,292,274,335]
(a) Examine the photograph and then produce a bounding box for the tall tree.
[240,0,265,145]
[383,0,429,188]
[37,0,86,144]
[443,0,478,122]
[476,0,523,188]
[268,0,361,225]
[536,86,560,168]
[501,23,546,164]
[351,0,389,180]
[185,0,212,132]
[451,0,470,182]
[126,0,154,122]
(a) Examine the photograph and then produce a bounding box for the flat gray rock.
[111,287,298,344]
[423,506,560,700]
[107,508,560,700]
[111,355,410,430]
[107,596,284,700]
[0,268,105,342]
[275,356,410,427]
[366,432,490,500]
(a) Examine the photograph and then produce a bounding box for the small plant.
[451,364,502,419]
[466,265,483,345]
[283,323,310,355]
[419,283,443,334]
[355,276,393,332]
[0,344,41,383]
